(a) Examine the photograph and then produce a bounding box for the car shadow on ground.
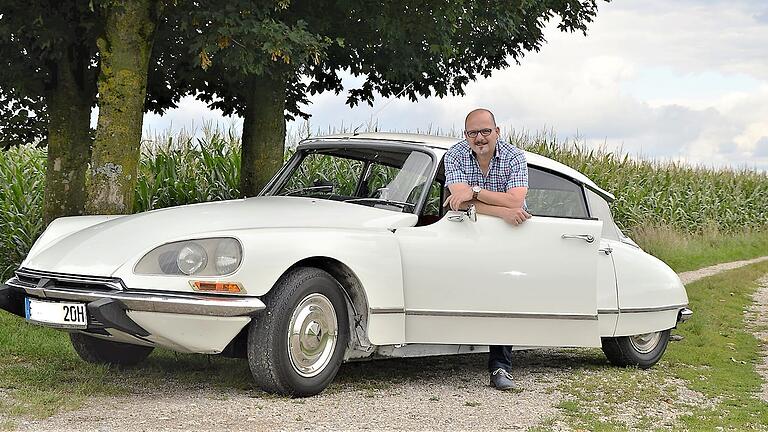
[332,348,608,388]
[115,347,611,395]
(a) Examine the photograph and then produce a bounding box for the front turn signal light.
[190,281,244,294]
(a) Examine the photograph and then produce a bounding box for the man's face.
[464,112,500,157]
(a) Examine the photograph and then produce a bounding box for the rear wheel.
[70,333,153,366]
[247,267,349,397]
[601,329,671,369]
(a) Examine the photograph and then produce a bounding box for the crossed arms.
[443,183,531,225]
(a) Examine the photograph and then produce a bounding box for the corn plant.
[0,145,45,280]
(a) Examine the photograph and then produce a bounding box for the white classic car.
[0,133,691,396]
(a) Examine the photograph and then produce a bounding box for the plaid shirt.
[444,139,528,192]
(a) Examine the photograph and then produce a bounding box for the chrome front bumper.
[3,269,266,317]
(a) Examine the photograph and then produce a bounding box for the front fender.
[115,227,406,345]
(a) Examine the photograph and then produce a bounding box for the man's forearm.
[477,189,525,209]
[469,200,509,218]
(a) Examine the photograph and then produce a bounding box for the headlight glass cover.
[135,238,243,276]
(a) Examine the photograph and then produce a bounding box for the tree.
[156,0,604,196]
[0,1,99,224]
[86,0,164,214]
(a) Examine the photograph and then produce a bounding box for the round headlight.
[177,242,208,275]
[214,238,242,274]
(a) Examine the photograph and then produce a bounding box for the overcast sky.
[143,0,768,172]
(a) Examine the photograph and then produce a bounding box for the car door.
[395,167,603,348]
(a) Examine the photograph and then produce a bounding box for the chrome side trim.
[370,308,405,314]
[404,309,597,321]
[619,304,688,314]
[7,278,265,317]
[598,304,688,315]
[598,309,619,314]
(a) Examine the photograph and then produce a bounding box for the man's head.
[464,108,500,158]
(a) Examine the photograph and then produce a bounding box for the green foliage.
[0,146,45,280]
[135,127,242,211]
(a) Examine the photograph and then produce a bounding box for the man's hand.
[500,207,532,225]
[443,186,473,211]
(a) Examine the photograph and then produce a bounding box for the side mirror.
[448,204,477,223]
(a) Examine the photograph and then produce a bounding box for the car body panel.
[596,239,620,336]
[611,241,688,335]
[23,197,416,277]
[127,311,251,354]
[395,214,603,347]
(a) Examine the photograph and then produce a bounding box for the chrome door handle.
[598,246,613,255]
[561,234,595,243]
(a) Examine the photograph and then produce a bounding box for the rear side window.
[527,167,589,218]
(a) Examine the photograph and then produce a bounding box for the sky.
[143,0,768,172]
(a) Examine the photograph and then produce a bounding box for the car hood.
[23,196,416,276]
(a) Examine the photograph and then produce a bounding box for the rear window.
[526,167,589,218]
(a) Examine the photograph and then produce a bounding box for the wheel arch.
[282,256,375,355]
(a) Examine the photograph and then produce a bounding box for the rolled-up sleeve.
[506,150,528,190]
[444,149,468,186]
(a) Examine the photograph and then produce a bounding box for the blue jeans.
[488,345,513,372]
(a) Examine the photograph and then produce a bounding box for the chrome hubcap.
[629,332,662,354]
[287,293,338,378]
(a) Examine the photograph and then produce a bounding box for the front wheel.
[247,267,349,397]
[601,329,671,369]
[70,333,154,367]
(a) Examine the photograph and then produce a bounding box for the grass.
[553,260,768,430]
[633,226,768,272]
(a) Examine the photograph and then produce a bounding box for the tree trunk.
[44,44,95,225]
[240,73,287,197]
[86,0,161,214]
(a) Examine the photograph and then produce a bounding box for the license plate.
[25,298,88,329]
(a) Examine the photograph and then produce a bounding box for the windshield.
[270,147,434,213]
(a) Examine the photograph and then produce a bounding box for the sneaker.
[490,368,514,391]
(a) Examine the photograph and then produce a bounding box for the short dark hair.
[464,108,497,129]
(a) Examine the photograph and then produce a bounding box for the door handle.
[598,246,613,255]
[561,234,595,243]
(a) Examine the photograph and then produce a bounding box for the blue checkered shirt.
[444,139,528,193]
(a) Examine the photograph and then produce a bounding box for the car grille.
[13,268,125,292]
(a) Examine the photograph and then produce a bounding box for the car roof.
[301,132,615,201]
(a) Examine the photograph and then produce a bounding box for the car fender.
[611,241,689,335]
[115,227,406,345]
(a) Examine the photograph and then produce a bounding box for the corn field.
[1,127,767,280]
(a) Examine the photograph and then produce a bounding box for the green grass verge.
[554,260,768,431]
[0,312,256,429]
[633,226,768,272]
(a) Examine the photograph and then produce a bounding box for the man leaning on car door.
[443,108,531,391]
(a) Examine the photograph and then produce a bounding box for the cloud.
[754,137,768,156]
[140,0,768,172]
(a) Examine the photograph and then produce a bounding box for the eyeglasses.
[465,128,493,138]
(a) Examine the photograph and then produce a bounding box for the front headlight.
[135,238,243,276]
[177,243,208,275]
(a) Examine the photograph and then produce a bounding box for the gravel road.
[14,256,768,432]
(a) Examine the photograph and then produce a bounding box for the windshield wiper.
[343,197,415,210]
[279,185,334,196]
